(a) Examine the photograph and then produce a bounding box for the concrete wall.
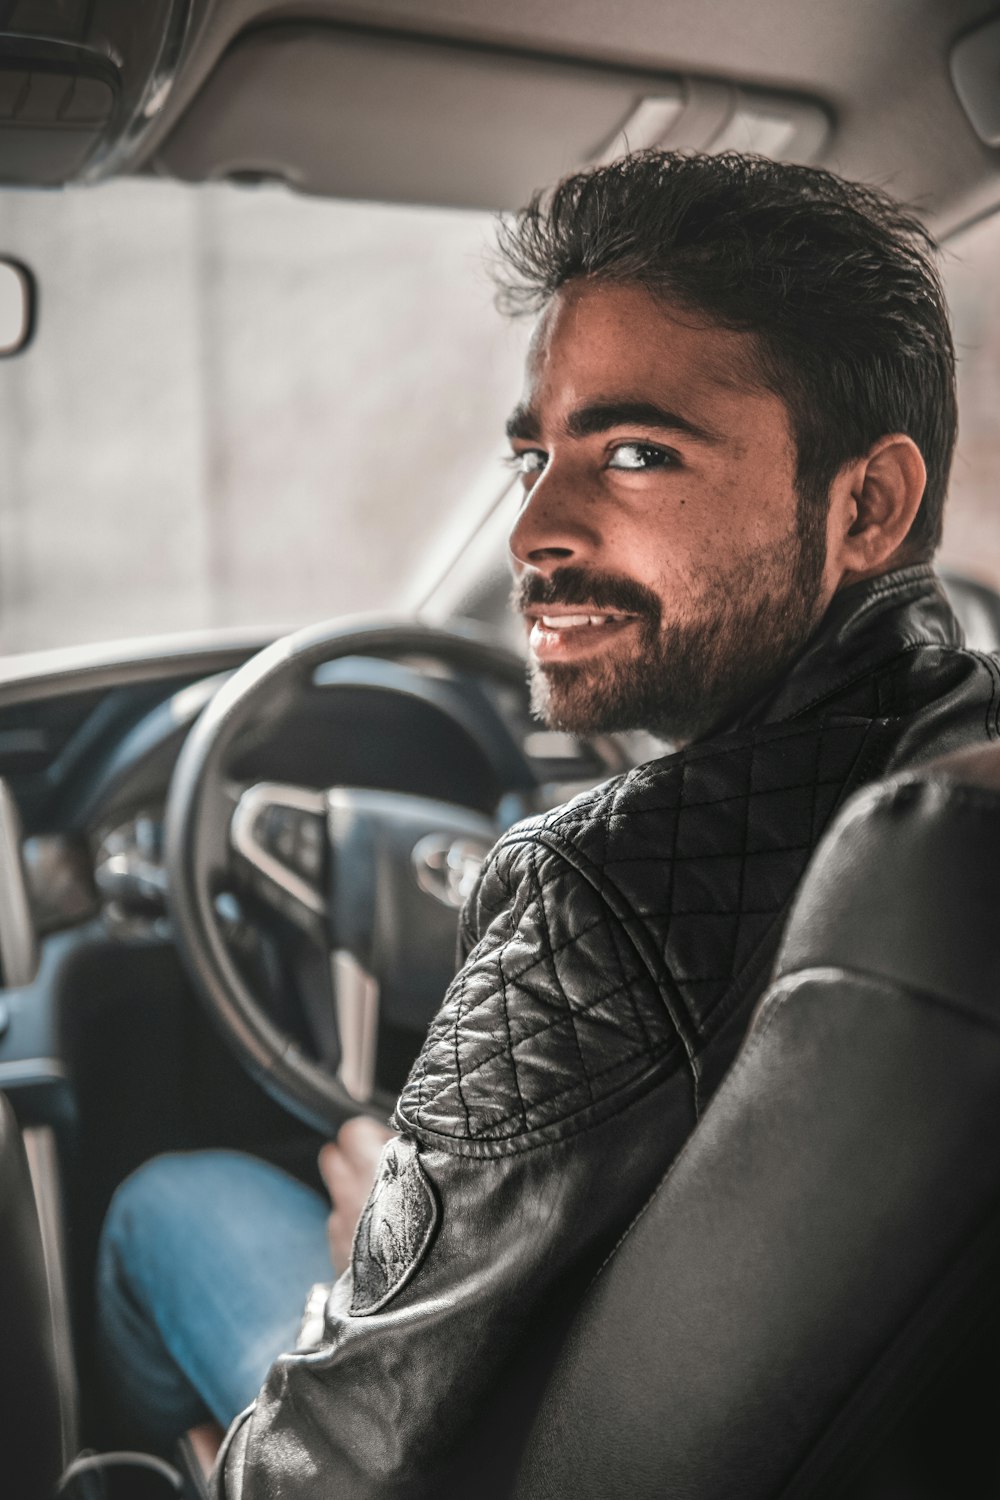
[0,180,527,653]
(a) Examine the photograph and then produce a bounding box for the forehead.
[522,281,769,416]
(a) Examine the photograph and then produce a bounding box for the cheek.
[600,452,800,594]
[612,490,725,590]
[707,418,800,528]
[604,517,692,594]
[609,516,714,621]
[645,493,801,616]
[691,465,800,560]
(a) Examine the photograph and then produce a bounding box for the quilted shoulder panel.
[395,834,684,1151]
[546,718,876,1037]
[396,717,878,1154]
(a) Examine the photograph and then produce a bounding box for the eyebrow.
[505,400,719,445]
[505,403,541,441]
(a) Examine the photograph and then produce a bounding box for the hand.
[318,1115,396,1274]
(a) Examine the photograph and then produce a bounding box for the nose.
[507,461,600,573]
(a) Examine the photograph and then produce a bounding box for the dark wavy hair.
[494,151,956,558]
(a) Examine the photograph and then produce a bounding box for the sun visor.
[151,24,830,210]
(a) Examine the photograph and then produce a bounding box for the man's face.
[506,281,833,743]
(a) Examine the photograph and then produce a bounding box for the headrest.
[773,741,1000,1016]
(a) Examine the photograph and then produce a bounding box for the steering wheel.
[165,616,611,1134]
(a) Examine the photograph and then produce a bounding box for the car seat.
[510,740,1000,1499]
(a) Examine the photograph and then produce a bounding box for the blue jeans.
[96,1151,332,1448]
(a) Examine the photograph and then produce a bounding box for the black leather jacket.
[216,566,1000,1499]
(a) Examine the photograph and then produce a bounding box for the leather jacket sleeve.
[214,828,697,1499]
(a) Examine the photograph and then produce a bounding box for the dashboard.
[0,628,618,1130]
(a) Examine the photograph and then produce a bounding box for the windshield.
[0,180,997,657]
[0,179,526,654]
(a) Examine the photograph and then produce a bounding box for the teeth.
[540,614,590,628]
[538,613,621,629]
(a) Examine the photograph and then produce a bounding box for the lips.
[514,567,659,666]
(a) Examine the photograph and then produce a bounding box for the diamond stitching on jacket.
[528,840,595,1110]
[402,869,666,1141]
[397,719,872,1145]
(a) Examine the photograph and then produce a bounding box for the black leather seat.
[0,1091,63,1499]
[513,742,1000,1499]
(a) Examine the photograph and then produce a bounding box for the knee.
[99,1150,240,1286]
[102,1149,189,1227]
[104,1146,277,1254]
[98,1153,185,1293]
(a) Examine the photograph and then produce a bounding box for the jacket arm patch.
[349,1137,439,1315]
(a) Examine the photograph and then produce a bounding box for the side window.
[941,208,1000,588]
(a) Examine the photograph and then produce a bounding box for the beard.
[514,508,828,744]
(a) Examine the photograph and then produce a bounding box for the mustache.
[512,566,662,622]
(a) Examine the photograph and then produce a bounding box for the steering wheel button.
[254,805,280,852]
[296,816,325,879]
[272,810,299,864]
[299,815,322,848]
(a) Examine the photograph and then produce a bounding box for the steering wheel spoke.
[331,949,380,1104]
[230,781,329,937]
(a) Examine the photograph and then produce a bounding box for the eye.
[606,442,678,472]
[505,449,547,477]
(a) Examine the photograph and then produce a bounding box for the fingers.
[319,1117,402,1275]
[326,1205,354,1277]
[336,1115,396,1163]
[317,1139,339,1194]
[318,1117,395,1191]
[318,1142,354,1202]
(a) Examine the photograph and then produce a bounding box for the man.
[98,150,1000,1496]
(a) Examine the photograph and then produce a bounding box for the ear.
[827,434,927,587]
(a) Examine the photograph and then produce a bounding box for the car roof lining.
[139,0,1000,235]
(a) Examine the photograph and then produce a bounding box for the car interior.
[2,1,1000,1496]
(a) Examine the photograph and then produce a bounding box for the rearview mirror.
[0,259,36,357]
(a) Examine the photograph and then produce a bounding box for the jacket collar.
[731,564,963,730]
